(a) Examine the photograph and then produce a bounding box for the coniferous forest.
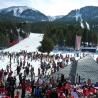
[0,21,98,49]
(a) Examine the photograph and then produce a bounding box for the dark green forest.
[0,21,98,49]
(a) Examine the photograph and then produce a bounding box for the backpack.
[34,87,41,97]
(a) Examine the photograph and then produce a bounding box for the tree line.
[38,21,98,53]
[0,21,97,52]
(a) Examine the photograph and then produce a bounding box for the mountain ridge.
[0,6,98,31]
[0,6,48,22]
[0,6,98,22]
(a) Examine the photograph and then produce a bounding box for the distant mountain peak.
[0,6,48,22]
[56,6,98,31]
[0,6,39,17]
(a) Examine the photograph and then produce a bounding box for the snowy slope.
[48,15,64,21]
[0,6,36,17]
[0,33,98,83]
[80,21,84,28]
[75,10,82,22]
[4,33,43,52]
[0,6,27,16]
[86,22,90,30]
[0,6,49,22]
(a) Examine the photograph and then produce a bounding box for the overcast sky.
[0,0,98,16]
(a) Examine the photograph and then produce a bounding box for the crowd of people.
[0,51,97,98]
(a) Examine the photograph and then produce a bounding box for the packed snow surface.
[1,33,98,82]
[4,33,43,52]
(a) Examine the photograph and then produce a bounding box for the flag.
[75,35,81,51]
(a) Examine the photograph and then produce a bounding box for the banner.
[75,35,81,51]
[9,39,19,46]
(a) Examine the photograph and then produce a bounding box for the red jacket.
[21,80,27,90]
[83,89,89,96]
[46,90,52,98]
[58,92,66,98]
[14,91,20,98]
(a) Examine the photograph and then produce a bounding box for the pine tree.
[38,36,54,54]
